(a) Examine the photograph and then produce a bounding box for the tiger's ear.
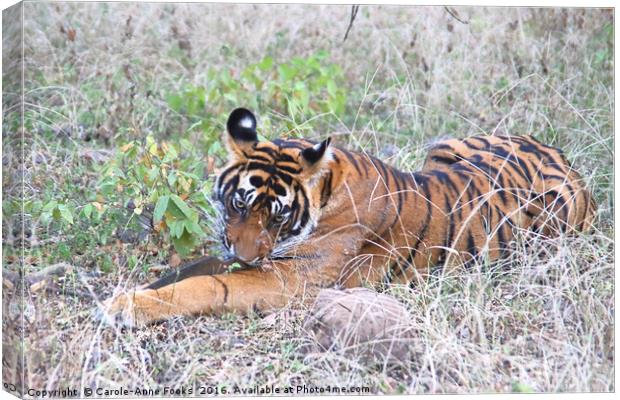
[299,138,332,181]
[224,108,258,160]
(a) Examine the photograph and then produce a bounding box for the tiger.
[103,107,596,326]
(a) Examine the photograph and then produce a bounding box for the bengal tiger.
[103,108,596,326]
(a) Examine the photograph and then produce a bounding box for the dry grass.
[2,2,614,395]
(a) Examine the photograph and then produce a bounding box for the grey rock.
[302,288,413,365]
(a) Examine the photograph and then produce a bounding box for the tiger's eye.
[233,198,246,211]
[273,213,288,224]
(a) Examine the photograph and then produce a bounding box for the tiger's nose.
[230,229,272,262]
[255,230,272,256]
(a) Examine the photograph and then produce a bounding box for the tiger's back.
[337,134,596,287]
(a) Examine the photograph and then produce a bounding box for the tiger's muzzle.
[226,220,273,265]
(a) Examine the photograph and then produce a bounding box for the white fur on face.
[238,175,258,203]
[235,175,294,213]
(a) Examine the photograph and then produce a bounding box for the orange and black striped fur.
[103,108,596,326]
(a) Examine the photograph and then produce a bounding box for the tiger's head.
[214,108,332,265]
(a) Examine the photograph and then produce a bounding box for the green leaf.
[40,212,52,224]
[295,87,309,111]
[167,171,178,188]
[171,229,199,256]
[147,165,160,182]
[168,220,184,238]
[207,141,223,156]
[179,138,193,151]
[177,175,192,193]
[153,195,169,223]
[100,254,113,273]
[166,94,183,112]
[57,204,73,224]
[162,143,178,162]
[595,49,608,64]
[128,255,138,270]
[170,195,194,220]
[227,262,243,272]
[326,80,337,97]
[316,49,328,59]
[184,219,205,237]
[511,382,535,393]
[258,56,273,71]
[177,170,201,181]
[223,92,239,103]
[83,203,93,219]
[278,64,296,81]
[42,200,58,213]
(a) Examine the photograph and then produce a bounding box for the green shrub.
[165,50,347,140]
[96,135,217,256]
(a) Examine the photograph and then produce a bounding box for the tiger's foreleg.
[102,267,301,327]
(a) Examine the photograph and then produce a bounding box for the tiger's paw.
[98,291,161,328]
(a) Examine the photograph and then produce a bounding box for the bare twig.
[343,5,360,43]
[444,6,469,24]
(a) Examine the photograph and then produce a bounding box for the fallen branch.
[26,262,74,286]
[3,262,75,292]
